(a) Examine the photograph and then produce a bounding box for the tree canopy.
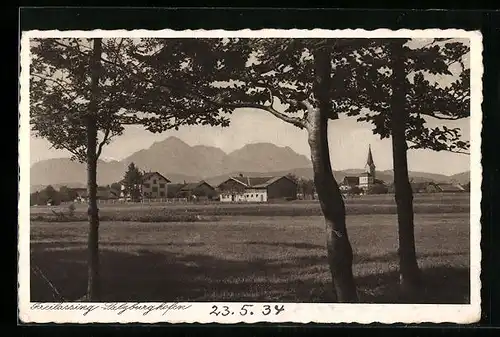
[31,38,470,161]
[112,37,469,155]
[29,38,233,163]
[347,38,470,154]
[122,162,143,201]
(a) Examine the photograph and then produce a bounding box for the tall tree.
[129,37,469,298]
[29,38,231,301]
[43,185,60,205]
[122,162,143,201]
[85,37,103,300]
[350,38,470,290]
[121,38,375,302]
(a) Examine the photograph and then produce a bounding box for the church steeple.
[365,145,376,178]
[366,145,375,167]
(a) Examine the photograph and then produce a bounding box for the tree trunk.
[308,46,358,302]
[389,41,421,291]
[86,38,102,301]
[306,110,358,303]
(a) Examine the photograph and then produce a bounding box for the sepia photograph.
[18,28,482,324]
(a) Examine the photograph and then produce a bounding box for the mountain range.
[30,136,470,193]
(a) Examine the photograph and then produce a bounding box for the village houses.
[166,181,218,201]
[118,171,219,201]
[217,174,298,203]
[120,171,171,200]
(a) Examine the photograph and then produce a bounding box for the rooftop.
[223,175,296,188]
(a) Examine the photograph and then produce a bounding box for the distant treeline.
[31,185,75,206]
[30,184,121,206]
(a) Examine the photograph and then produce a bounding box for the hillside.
[204,168,469,187]
[223,143,311,174]
[122,137,227,178]
[30,136,470,191]
[30,137,312,189]
[448,171,470,185]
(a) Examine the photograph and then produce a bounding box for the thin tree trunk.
[86,38,102,301]
[307,111,358,302]
[308,46,358,302]
[389,41,421,291]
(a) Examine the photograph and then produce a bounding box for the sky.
[28,37,472,176]
[30,108,471,176]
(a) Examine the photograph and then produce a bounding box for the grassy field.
[30,212,470,304]
[30,193,470,221]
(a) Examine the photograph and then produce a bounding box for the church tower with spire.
[365,145,376,180]
[358,145,376,190]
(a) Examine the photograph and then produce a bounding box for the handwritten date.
[210,304,285,317]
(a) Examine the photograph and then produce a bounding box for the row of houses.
[125,171,298,202]
[340,177,467,195]
[71,171,299,203]
[67,144,466,203]
[337,146,468,194]
[69,173,467,204]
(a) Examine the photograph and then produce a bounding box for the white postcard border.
[18,28,483,324]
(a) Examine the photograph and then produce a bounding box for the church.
[340,145,378,192]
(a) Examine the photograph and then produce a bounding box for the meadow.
[29,193,471,304]
[30,193,470,221]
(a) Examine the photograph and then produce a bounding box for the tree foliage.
[29,38,233,162]
[30,185,77,206]
[29,38,244,301]
[110,182,122,192]
[122,162,143,201]
[347,186,364,195]
[123,37,470,153]
[58,185,79,202]
[367,183,389,195]
[286,173,299,183]
[348,38,470,154]
[121,38,383,130]
[31,38,469,165]
[296,178,316,200]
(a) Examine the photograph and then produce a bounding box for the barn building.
[167,181,217,201]
[217,175,298,203]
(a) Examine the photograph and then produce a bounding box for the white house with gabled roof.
[120,171,171,200]
[217,174,297,203]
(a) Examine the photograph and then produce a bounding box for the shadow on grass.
[243,241,325,250]
[357,266,470,304]
[30,241,207,249]
[354,250,468,264]
[30,243,469,304]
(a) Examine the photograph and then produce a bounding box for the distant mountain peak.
[31,141,314,187]
[151,136,190,148]
[31,137,471,189]
[237,142,287,150]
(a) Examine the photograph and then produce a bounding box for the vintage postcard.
[19,28,482,324]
